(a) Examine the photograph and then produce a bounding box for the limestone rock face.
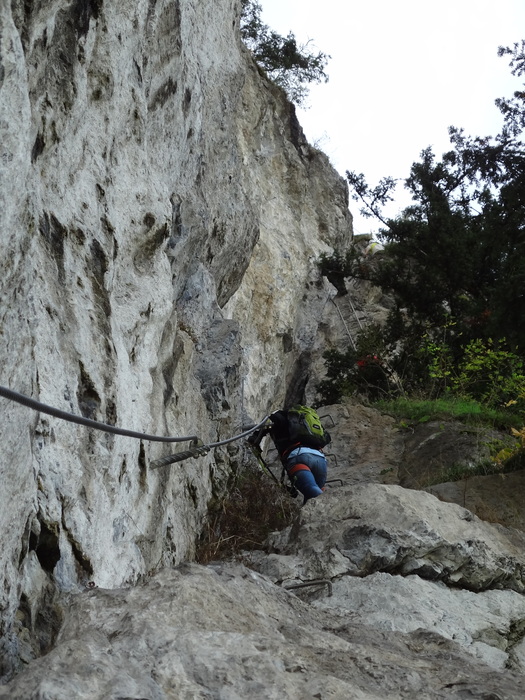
[4,0,525,694]
[0,0,351,677]
[2,502,525,699]
[247,483,525,678]
[427,471,525,531]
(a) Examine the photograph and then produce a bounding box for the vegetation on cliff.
[240,0,329,106]
[318,41,525,472]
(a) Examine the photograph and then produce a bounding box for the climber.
[249,406,331,505]
[364,240,384,256]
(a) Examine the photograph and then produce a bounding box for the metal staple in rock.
[284,579,333,596]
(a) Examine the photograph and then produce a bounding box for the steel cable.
[0,385,270,455]
[206,415,270,448]
[149,416,271,468]
[0,385,198,443]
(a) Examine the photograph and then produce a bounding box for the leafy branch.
[240,0,330,106]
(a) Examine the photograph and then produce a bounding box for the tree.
[345,41,525,354]
[240,0,329,106]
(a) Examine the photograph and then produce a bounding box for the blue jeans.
[285,448,327,502]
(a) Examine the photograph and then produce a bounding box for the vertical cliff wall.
[0,0,351,675]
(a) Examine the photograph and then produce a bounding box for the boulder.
[246,483,525,673]
[1,564,524,699]
[427,470,525,531]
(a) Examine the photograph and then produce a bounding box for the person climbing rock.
[249,405,331,505]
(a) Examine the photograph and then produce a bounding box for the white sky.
[258,0,525,234]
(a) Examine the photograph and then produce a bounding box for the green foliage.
[374,396,522,430]
[240,0,329,106]
[317,324,399,404]
[317,243,386,294]
[317,248,357,294]
[496,42,525,137]
[415,334,525,408]
[345,171,398,227]
[451,339,525,406]
[491,374,525,471]
[316,347,356,405]
[345,41,525,353]
[318,297,525,416]
[420,342,453,389]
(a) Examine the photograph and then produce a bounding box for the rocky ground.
[2,401,525,699]
[2,559,524,700]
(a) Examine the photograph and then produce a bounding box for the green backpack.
[287,405,330,449]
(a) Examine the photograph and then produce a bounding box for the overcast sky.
[258,0,525,234]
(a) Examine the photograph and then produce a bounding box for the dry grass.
[196,465,299,564]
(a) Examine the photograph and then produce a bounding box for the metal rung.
[284,579,333,596]
[325,479,344,487]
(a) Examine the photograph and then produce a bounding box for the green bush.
[240,0,329,106]
[416,335,525,407]
[317,247,364,295]
[317,323,398,404]
[451,339,525,407]
[319,308,525,412]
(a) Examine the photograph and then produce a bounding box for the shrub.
[317,323,398,404]
[240,0,329,106]
[450,339,525,407]
[195,463,298,564]
[317,248,360,295]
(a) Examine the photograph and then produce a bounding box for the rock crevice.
[0,0,351,677]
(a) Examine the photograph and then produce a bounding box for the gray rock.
[0,0,351,677]
[314,572,525,671]
[323,402,402,485]
[427,470,525,532]
[246,482,525,676]
[263,484,525,592]
[1,564,524,699]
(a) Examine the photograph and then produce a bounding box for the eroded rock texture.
[3,0,525,695]
[0,0,351,678]
[3,494,525,698]
[248,484,525,684]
